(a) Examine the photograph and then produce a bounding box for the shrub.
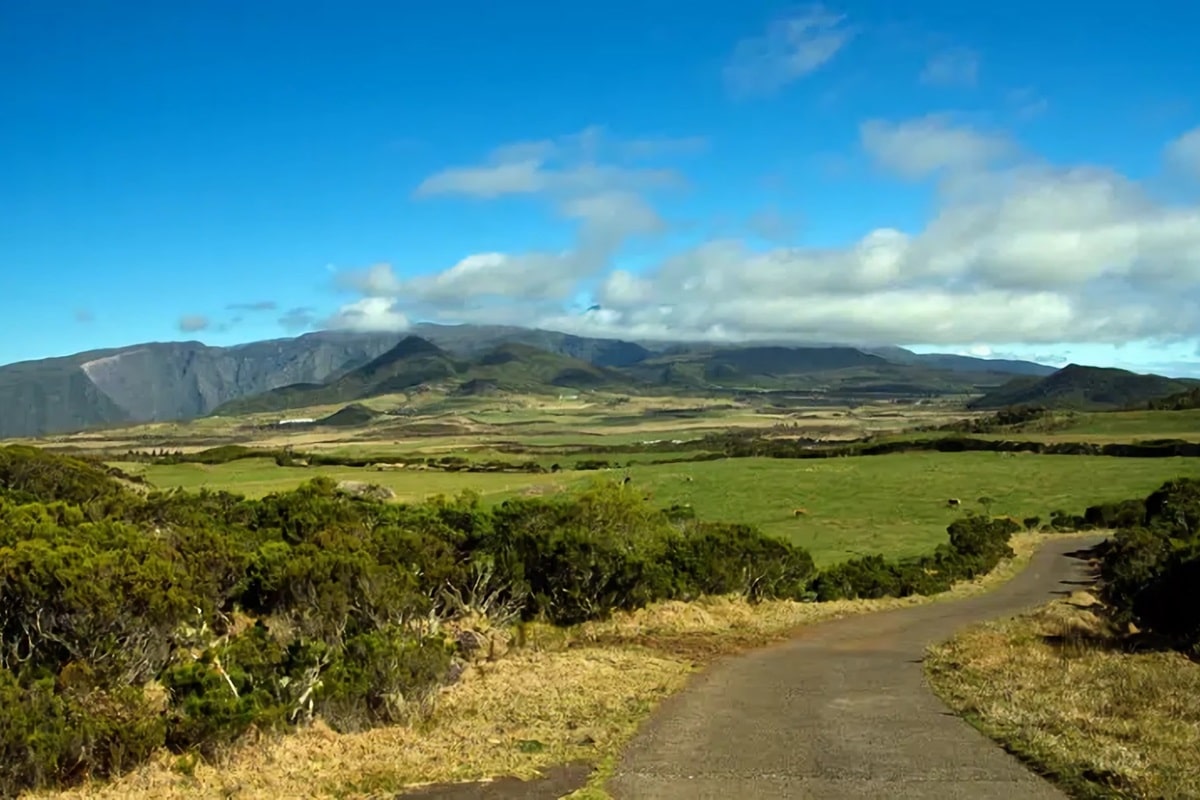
[668,521,815,601]
[0,669,165,796]
[812,514,1019,601]
[812,555,902,601]
[1083,498,1145,530]
[315,629,451,732]
[1098,478,1200,651]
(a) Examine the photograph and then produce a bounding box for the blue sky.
[3,0,1200,374]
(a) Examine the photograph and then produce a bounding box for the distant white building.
[277,418,315,426]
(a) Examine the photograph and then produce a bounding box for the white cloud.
[325,298,410,332]
[1007,87,1049,121]
[561,190,665,243]
[328,129,679,328]
[724,6,855,97]
[1166,126,1200,178]
[337,263,403,297]
[860,115,1014,179]
[328,120,1200,350]
[747,207,800,242]
[920,48,979,87]
[415,126,686,199]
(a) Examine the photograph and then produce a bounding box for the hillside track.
[398,534,1104,799]
[607,534,1105,799]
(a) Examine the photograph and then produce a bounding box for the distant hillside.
[215,336,461,414]
[0,326,654,439]
[968,365,1191,411]
[624,344,1022,397]
[0,332,406,439]
[0,322,1080,439]
[868,348,1058,377]
[215,337,639,415]
[316,403,380,427]
[467,342,631,389]
[1146,386,1200,411]
[410,323,652,367]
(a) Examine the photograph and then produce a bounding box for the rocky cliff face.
[0,332,402,438]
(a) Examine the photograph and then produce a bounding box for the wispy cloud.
[622,135,710,160]
[860,114,1014,179]
[724,5,855,97]
[226,300,278,312]
[1007,87,1049,120]
[415,126,685,199]
[1166,126,1200,178]
[177,314,210,333]
[278,306,319,332]
[919,47,979,87]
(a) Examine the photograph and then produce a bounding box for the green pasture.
[306,442,706,466]
[1036,410,1200,440]
[112,459,573,502]
[116,449,1200,566]
[625,452,1200,564]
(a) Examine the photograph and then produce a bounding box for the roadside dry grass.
[926,592,1200,799]
[32,533,1050,800]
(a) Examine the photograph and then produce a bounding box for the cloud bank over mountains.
[325,113,1200,350]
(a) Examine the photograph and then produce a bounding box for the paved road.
[606,535,1105,800]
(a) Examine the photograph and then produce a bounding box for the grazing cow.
[793,507,808,517]
[947,497,961,508]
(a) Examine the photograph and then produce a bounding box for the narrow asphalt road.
[606,534,1105,800]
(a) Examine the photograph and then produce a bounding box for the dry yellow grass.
[926,593,1200,799]
[31,648,687,800]
[32,533,1047,800]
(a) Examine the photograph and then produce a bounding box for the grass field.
[111,458,577,502]
[965,409,1200,443]
[117,451,1200,565]
[926,595,1200,799]
[20,392,966,456]
[1041,409,1200,441]
[620,453,1200,563]
[30,392,1200,566]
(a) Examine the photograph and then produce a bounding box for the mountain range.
[0,322,1165,440]
[215,333,1056,417]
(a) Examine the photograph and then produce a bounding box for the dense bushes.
[811,515,1021,601]
[1097,478,1200,653]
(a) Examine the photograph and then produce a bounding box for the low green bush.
[1097,478,1200,652]
[811,514,1019,602]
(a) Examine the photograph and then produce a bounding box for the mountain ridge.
[213,336,641,415]
[967,364,1198,411]
[0,324,1098,439]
